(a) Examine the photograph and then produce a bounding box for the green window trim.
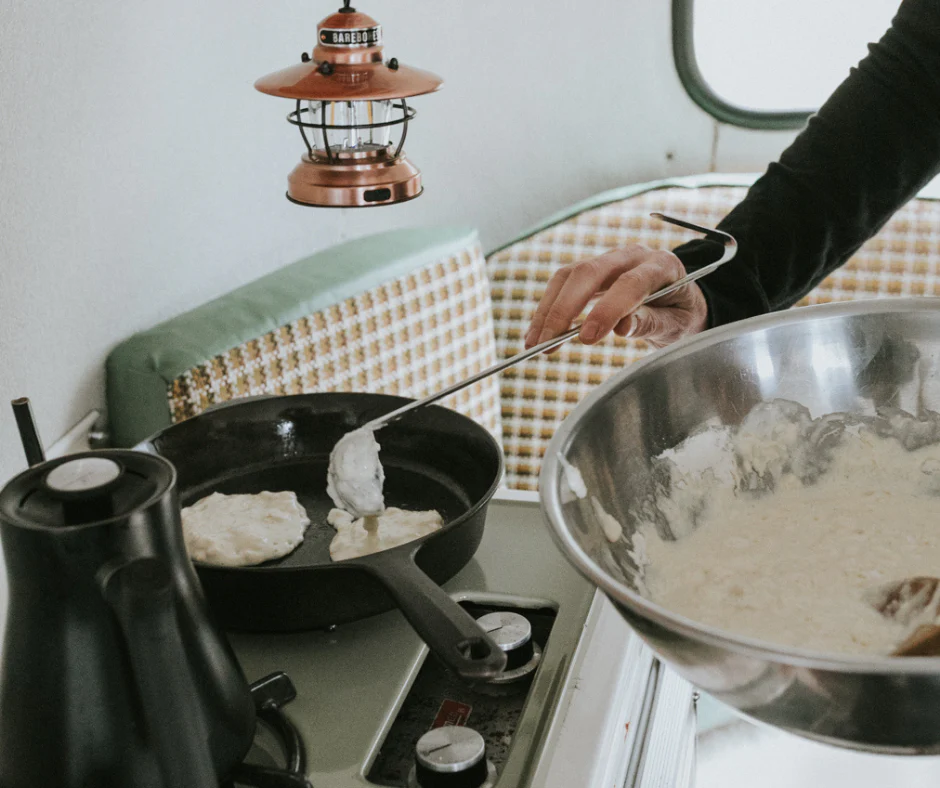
[672,0,813,131]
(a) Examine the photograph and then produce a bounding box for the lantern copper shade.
[256,2,443,208]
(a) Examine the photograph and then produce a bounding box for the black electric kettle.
[0,444,257,787]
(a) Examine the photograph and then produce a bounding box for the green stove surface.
[229,492,595,788]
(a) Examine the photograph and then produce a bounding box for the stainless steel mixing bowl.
[540,298,940,753]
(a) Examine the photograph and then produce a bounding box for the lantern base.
[286,150,423,208]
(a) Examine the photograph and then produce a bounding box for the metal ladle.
[362,212,738,432]
[328,214,737,518]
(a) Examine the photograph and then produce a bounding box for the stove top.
[229,492,593,787]
[228,491,697,788]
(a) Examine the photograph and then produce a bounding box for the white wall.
[0,0,798,627]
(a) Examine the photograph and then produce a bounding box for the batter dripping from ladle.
[326,427,385,522]
[326,427,442,560]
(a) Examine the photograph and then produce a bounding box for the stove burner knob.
[410,727,497,788]
[476,611,535,671]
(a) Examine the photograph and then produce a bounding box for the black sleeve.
[672,0,940,328]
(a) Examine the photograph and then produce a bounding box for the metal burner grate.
[225,672,312,788]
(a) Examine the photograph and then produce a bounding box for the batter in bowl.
[631,401,940,655]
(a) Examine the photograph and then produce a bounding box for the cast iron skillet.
[136,392,507,681]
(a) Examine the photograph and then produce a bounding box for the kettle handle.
[100,557,218,788]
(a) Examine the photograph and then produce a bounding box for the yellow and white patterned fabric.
[487,185,940,490]
[168,244,503,444]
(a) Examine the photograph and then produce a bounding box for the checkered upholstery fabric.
[168,244,503,445]
[487,185,940,490]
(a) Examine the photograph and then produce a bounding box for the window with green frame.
[672,0,899,130]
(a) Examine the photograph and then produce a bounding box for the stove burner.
[224,672,312,788]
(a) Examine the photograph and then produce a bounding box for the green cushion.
[106,225,479,447]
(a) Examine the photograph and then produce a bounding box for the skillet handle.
[364,551,508,681]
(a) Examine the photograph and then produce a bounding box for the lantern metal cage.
[287,98,415,163]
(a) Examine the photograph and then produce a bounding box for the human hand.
[523,245,708,350]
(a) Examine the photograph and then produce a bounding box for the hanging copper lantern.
[255,1,443,208]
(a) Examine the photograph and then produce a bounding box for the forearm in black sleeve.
[673,0,940,328]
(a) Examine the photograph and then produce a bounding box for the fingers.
[525,267,572,348]
[611,282,708,347]
[611,305,680,347]
[523,246,709,352]
[524,247,650,349]
[579,250,684,342]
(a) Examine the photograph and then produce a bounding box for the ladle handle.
[364,213,738,431]
[11,398,45,467]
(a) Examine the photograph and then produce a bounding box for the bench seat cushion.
[107,226,502,449]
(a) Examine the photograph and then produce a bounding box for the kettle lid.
[0,450,176,529]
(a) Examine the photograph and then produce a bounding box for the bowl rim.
[540,296,940,673]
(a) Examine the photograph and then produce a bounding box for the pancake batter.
[634,401,940,655]
[327,427,385,518]
[327,507,443,561]
[181,490,310,567]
